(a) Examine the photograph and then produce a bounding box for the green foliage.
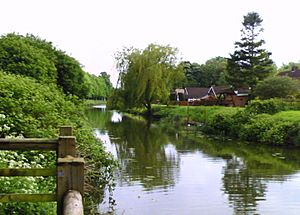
[107,88,126,110]
[152,105,237,120]
[200,109,251,138]
[0,33,111,99]
[55,50,89,98]
[100,71,113,97]
[253,76,300,99]
[273,111,300,122]
[112,44,185,114]
[181,57,228,87]
[0,33,57,84]
[227,12,274,89]
[0,72,116,213]
[240,115,296,145]
[85,72,113,100]
[0,71,74,137]
[203,112,234,136]
[245,99,287,115]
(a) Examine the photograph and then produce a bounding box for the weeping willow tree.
[114,44,184,115]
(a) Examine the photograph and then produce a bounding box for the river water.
[86,106,300,215]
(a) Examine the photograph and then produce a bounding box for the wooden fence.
[0,126,84,215]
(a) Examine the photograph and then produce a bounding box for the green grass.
[272,111,300,122]
[153,105,242,122]
[153,105,300,124]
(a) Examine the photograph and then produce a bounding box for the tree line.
[109,12,300,114]
[0,33,112,99]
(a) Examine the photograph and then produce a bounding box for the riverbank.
[84,99,107,106]
[0,73,115,214]
[128,99,300,146]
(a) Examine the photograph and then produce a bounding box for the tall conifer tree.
[226,12,274,89]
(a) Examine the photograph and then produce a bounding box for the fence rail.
[0,126,84,215]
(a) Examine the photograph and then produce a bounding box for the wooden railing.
[0,126,84,215]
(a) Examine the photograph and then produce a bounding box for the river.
[86,105,300,215]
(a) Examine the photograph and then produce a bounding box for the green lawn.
[273,111,300,122]
[153,105,242,122]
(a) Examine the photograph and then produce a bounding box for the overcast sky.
[2,0,300,85]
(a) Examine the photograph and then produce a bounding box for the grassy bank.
[84,99,107,106]
[146,100,300,146]
[152,105,241,123]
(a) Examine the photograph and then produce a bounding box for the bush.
[253,76,300,99]
[245,99,287,115]
[203,112,235,136]
[0,72,116,213]
[240,114,299,145]
[229,110,254,137]
[0,71,74,137]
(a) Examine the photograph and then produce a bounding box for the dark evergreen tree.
[181,61,202,87]
[182,57,228,87]
[226,12,274,89]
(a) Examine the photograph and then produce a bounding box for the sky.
[2,0,300,86]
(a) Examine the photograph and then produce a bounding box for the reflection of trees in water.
[222,156,266,214]
[172,132,300,215]
[85,107,112,131]
[87,108,300,213]
[106,116,180,190]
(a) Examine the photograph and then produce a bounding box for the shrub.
[241,114,276,142]
[240,114,299,145]
[245,99,286,115]
[253,76,300,99]
[202,112,234,136]
[229,110,254,137]
[0,71,74,137]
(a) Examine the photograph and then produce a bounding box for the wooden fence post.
[57,156,84,215]
[57,126,84,215]
[58,126,76,158]
[60,126,73,136]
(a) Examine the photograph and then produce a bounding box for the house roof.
[279,69,300,79]
[208,86,250,97]
[211,86,231,94]
[185,87,209,99]
[208,86,234,97]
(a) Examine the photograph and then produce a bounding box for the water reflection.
[222,156,267,214]
[106,116,180,190]
[176,134,300,215]
[86,106,300,215]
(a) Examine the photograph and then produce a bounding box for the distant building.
[278,66,300,80]
[185,87,210,101]
[172,86,249,107]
